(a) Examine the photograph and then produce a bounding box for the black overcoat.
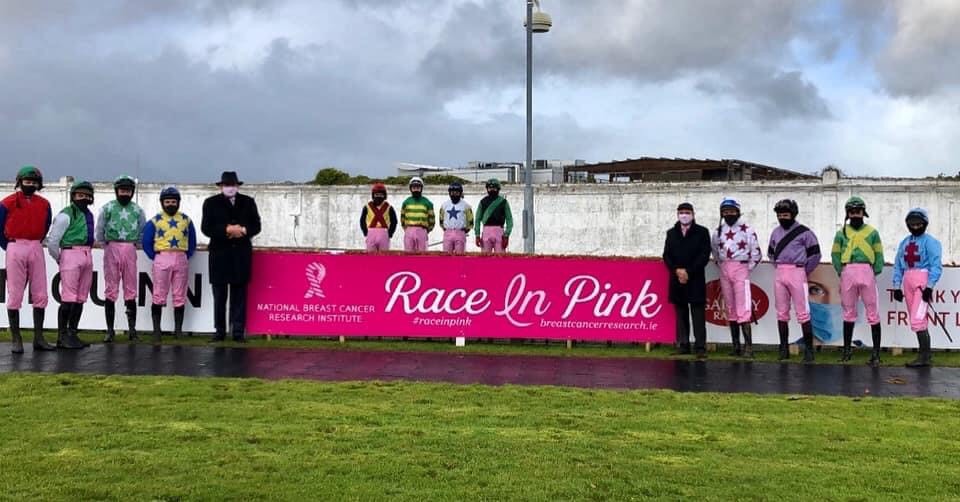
[661,222,712,304]
[201,193,262,285]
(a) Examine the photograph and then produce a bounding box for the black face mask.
[487,189,499,198]
[21,185,37,196]
[372,195,386,205]
[74,199,92,209]
[163,204,179,216]
[849,217,864,229]
[778,218,794,229]
[723,215,739,226]
[117,195,133,206]
[908,222,926,236]
[410,190,422,199]
[450,193,461,203]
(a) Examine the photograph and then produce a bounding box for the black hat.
[216,171,243,186]
[677,202,694,211]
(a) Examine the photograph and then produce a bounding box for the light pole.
[523,0,551,254]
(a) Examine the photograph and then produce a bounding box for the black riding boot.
[125,300,139,342]
[727,322,742,356]
[868,324,881,368]
[8,310,23,354]
[151,304,163,344]
[777,320,790,361]
[68,303,89,349]
[740,323,754,359]
[32,307,55,351]
[840,321,854,362]
[57,303,84,350]
[173,306,185,339]
[800,321,815,364]
[906,330,932,368]
[103,301,116,343]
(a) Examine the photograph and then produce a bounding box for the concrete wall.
[11,177,960,263]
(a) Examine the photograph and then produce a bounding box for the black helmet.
[773,199,798,217]
[160,186,181,202]
[448,182,463,193]
[114,175,136,191]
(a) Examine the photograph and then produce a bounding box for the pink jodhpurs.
[365,228,390,252]
[442,229,466,254]
[403,227,428,252]
[4,240,48,309]
[59,247,93,303]
[151,252,189,307]
[774,264,811,323]
[840,263,880,324]
[903,268,930,332]
[719,261,752,323]
[103,241,138,302]
[480,226,504,254]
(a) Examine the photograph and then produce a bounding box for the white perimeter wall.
[14,177,960,263]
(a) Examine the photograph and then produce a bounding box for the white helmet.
[409,176,424,187]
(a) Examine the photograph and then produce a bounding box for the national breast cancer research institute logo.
[304,262,327,299]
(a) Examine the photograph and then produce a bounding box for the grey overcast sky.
[1,0,958,182]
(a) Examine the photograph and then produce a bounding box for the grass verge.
[0,374,958,500]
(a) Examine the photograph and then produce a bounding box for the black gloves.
[893,289,904,303]
[922,288,933,303]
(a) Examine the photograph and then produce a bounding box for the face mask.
[487,189,499,197]
[450,194,461,203]
[222,186,238,198]
[21,185,37,196]
[849,217,864,229]
[909,226,926,237]
[163,204,179,216]
[723,215,739,226]
[778,218,794,229]
[73,198,92,209]
[809,302,843,344]
[117,195,133,206]
[410,190,422,198]
[678,214,693,225]
[372,195,386,204]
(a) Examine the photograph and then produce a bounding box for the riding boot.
[727,322,741,356]
[68,303,89,349]
[57,303,84,350]
[8,310,23,354]
[740,323,754,359]
[151,304,163,344]
[840,321,854,362]
[868,324,882,368]
[777,320,790,361]
[800,321,815,364]
[173,306,185,339]
[906,330,932,368]
[125,300,139,342]
[32,307,55,351]
[103,301,116,343]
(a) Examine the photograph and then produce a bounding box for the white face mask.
[678,214,693,225]
[221,186,238,197]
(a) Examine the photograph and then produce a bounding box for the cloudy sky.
[0,0,958,183]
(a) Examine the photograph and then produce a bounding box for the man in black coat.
[662,202,712,358]
[201,171,262,342]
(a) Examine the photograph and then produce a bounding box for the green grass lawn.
[5,330,960,368]
[0,374,958,500]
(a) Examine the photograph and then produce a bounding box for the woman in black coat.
[662,202,712,358]
[201,171,262,342]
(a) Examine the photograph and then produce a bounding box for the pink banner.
[245,251,675,342]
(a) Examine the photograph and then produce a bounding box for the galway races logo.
[303,262,327,299]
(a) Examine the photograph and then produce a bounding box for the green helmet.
[485,178,501,189]
[114,175,136,191]
[15,166,43,190]
[844,196,868,217]
[70,180,94,198]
